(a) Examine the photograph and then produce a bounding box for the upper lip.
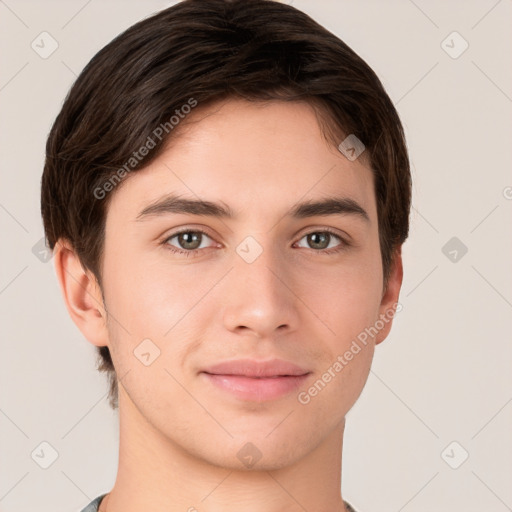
[201,358,310,378]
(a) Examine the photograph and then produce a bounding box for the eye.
[161,227,350,257]
[294,229,348,253]
[163,229,216,256]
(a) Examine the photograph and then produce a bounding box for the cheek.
[304,252,383,341]
[328,344,374,415]
[102,255,221,375]
[102,244,192,335]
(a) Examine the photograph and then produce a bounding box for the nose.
[221,239,300,339]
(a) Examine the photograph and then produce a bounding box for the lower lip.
[201,373,310,402]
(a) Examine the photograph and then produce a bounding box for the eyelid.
[296,225,350,242]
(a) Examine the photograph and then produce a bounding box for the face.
[96,99,401,470]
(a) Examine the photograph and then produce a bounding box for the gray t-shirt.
[80,493,358,511]
[80,494,107,512]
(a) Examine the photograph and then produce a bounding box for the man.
[40,1,411,511]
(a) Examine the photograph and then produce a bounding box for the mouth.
[200,372,311,402]
[199,358,311,402]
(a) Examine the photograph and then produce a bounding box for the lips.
[201,358,310,378]
[200,358,311,401]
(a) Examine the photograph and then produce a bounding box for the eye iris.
[308,232,330,249]
[179,232,201,250]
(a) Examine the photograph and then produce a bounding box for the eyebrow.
[136,193,370,223]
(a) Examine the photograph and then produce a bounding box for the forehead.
[106,99,376,224]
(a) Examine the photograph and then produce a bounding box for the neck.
[102,385,350,512]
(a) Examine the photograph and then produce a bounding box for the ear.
[374,246,404,345]
[53,239,109,347]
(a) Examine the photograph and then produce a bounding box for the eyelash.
[161,228,350,258]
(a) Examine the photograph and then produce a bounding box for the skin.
[54,99,403,512]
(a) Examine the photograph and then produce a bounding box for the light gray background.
[1,1,511,511]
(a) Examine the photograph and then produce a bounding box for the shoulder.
[79,493,108,512]
[344,500,358,512]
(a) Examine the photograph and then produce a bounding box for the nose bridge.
[235,232,288,303]
[221,234,297,337]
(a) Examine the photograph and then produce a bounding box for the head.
[41,0,410,469]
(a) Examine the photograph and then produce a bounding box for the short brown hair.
[41,0,412,410]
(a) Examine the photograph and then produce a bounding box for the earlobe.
[375,247,404,345]
[53,239,109,348]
